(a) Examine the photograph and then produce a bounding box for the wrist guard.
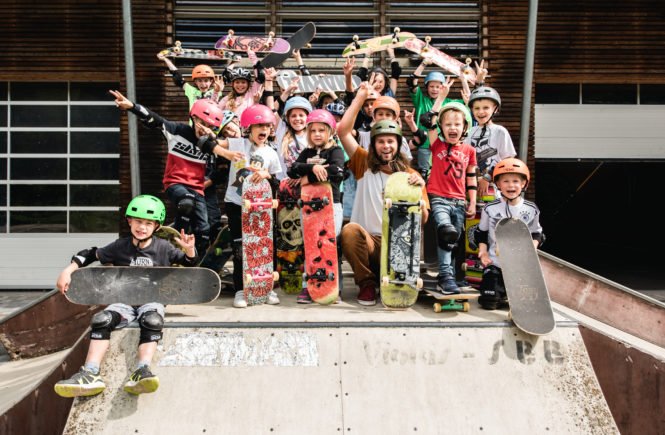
[72,247,98,267]
[406,74,417,89]
[390,61,402,80]
[298,64,311,76]
[419,111,438,130]
[197,136,217,155]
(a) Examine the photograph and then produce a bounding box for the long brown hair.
[367,136,410,174]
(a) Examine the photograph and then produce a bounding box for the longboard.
[276,70,362,93]
[66,267,221,305]
[241,177,279,305]
[261,22,316,69]
[494,218,556,335]
[380,172,423,309]
[300,182,338,305]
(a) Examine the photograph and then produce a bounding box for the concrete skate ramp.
[64,323,617,434]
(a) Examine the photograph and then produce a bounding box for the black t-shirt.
[287,146,345,203]
[96,236,190,267]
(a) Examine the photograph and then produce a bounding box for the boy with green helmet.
[54,194,198,399]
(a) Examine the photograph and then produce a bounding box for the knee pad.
[90,310,121,341]
[138,311,164,344]
[177,194,196,216]
[437,223,459,250]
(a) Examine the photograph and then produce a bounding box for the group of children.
[53,45,543,399]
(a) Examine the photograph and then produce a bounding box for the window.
[0,82,120,233]
[535,83,661,105]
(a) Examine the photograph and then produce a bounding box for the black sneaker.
[54,366,106,398]
[123,366,160,395]
[478,288,500,310]
[437,276,460,295]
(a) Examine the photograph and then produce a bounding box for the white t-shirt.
[274,121,308,180]
[466,123,516,176]
[223,138,282,205]
[358,130,413,161]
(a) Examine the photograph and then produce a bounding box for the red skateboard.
[241,177,279,305]
[299,182,338,305]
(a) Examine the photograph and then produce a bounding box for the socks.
[84,362,100,375]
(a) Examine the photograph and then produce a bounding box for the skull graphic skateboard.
[276,179,304,295]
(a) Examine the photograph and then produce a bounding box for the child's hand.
[254,84,264,104]
[265,67,278,82]
[195,121,215,138]
[309,87,322,105]
[407,172,425,187]
[355,82,370,100]
[312,164,329,181]
[175,228,195,250]
[478,178,489,198]
[343,57,355,76]
[461,88,470,106]
[475,59,488,84]
[287,177,301,188]
[214,75,224,93]
[157,52,166,61]
[479,251,492,267]
[109,90,134,111]
[440,77,455,99]
[250,170,270,183]
[56,269,73,295]
[465,202,476,218]
[422,58,434,66]
[223,149,245,162]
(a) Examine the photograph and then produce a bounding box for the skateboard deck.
[494,218,556,335]
[154,226,186,258]
[276,179,304,294]
[215,31,290,53]
[403,37,477,86]
[300,182,338,305]
[66,267,221,305]
[424,288,479,313]
[241,177,279,305]
[198,225,233,274]
[462,186,497,287]
[276,70,362,93]
[261,22,316,69]
[342,28,417,57]
[159,42,240,62]
[380,172,423,309]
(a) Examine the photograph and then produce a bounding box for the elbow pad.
[390,61,402,80]
[419,111,438,130]
[474,229,488,246]
[197,136,217,155]
[170,70,185,88]
[72,247,98,267]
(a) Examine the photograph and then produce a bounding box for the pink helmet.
[190,99,224,129]
[240,104,276,128]
[306,109,337,131]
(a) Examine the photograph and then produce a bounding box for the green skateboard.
[380,172,424,309]
[342,28,416,57]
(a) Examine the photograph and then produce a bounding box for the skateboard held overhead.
[342,28,417,57]
[159,41,241,62]
[261,22,316,69]
[241,177,279,305]
[299,182,338,305]
[66,267,221,305]
[276,179,304,295]
[276,70,362,93]
[215,30,290,54]
[403,37,477,86]
[380,172,424,309]
[494,217,556,335]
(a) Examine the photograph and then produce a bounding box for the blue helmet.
[283,96,312,115]
[425,71,446,85]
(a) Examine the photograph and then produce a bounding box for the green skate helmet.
[438,101,472,133]
[125,195,166,224]
[370,119,403,145]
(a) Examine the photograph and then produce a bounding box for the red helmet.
[372,96,400,117]
[306,109,337,131]
[240,104,276,128]
[192,64,215,79]
[190,99,224,129]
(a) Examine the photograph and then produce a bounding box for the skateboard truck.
[174,40,183,54]
[243,199,279,211]
[303,268,335,283]
[298,196,329,212]
[423,36,432,53]
[434,300,470,313]
[391,27,401,43]
[352,34,360,50]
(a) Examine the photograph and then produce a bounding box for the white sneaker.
[233,291,247,308]
[267,290,280,305]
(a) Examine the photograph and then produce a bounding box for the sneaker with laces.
[297,288,313,304]
[267,290,280,305]
[357,284,377,306]
[54,366,106,398]
[233,290,247,308]
[123,366,160,395]
[437,276,460,295]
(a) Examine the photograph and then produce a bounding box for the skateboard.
[494,218,556,335]
[261,22,316,69]
[403,37,477,86]
[299,182,338,305]
[276,70,362,93]
[379,172,424,309]
[66,267,221,305]
[158,42,241,62]
[198,225,233,274]
[424,288,480,313]
[342,27,417,57]
[241,177,279,305]
[215,30,290,54]
[154,226,186,257]
[462,187,497,287]
[275,179,304,295]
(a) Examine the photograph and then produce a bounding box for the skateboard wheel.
[273,271,280,282]
[416,277,423,289]
[269,31,275,37]
[425,36,431,43]
[381,276,389,287]
[297,199,303,208]
[461,263,468,272]
[302,272,307,281]
[305,43,312,49]
[394,27,401,33]
[384,198,392,209]
[322,197,330,206]
[243,199,251,210]
[328,272,335,281]
[462,302,470,312]
[228,29,234,36]
[433,303,442,313]
[272,199,279,209]
[245,273,253,285]
[353,35,359,41]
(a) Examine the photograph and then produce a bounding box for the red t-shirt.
[427,138,477,200]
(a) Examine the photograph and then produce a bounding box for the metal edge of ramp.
[63,322,618,435]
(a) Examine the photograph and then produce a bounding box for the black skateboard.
[66,267,221,305]
[198,225,233,274]
[261,22,316,68]
[494,218,555,335]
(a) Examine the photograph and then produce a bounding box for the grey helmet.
[468,86,501,108]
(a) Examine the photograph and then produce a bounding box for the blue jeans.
[165,184,210,253]
[428,195,466,278]
[417,147,432,177]
[342,173,357,219]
